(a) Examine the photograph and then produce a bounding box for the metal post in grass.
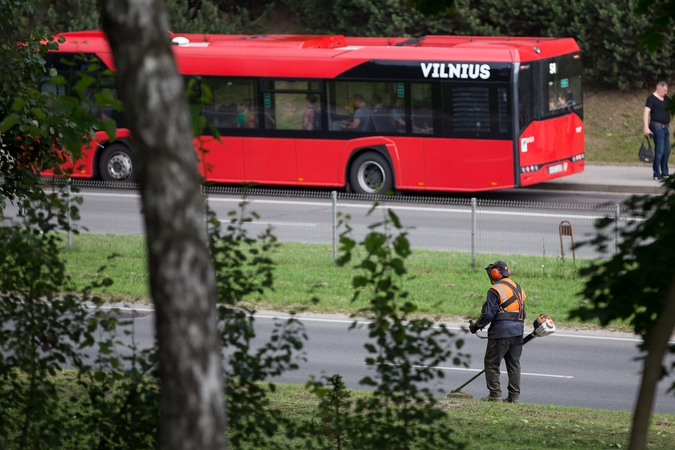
[471,197,476,269]
[67,179,72,249]
[332,190,337,263]
[614,203,620,255]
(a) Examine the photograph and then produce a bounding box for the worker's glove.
[469,320,478,334]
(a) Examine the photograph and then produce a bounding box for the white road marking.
[220,220,317,227]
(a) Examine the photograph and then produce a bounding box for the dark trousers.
[650,123,671,178]
[484,335,523,400]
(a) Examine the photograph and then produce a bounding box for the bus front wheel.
[349,152,393,194]
[99,143,136,182]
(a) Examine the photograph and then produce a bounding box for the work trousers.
[650,123,671,178]
[484,334,523,400]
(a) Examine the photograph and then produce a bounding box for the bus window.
[40,79,66,96]
[201,77,258,130]
[518,64,533,131]
[260,80,322,131]
[448,86,491,134]
[541,54,582,119]
[497,87,509,134]
[411,83,439,135]
[327,81,401,133]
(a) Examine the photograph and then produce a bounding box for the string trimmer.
[447,314,556,400]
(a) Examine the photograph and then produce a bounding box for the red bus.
[43,31,584,193]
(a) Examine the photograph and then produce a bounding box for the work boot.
[503,397,520,404]
[480,396,501,402]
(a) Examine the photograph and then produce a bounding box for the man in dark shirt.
[469,261,526,403]
[644,81,671,180]
[341,94,373,132]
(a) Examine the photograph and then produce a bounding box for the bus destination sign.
[420,63,491,80]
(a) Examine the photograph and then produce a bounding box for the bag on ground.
[638,136,654,163]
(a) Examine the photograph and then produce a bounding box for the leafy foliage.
[6,0,273,34]
[207,201,308,448]
[310,204,469,450]
[304,374,356,449]
[635,0,675,51]
[571,176,675,389]
[0,221,93,448]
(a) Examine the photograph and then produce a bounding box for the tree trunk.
[100,2,225,449]
[628,273,675,450]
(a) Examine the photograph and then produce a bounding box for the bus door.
[195,77,259,183]
[243,137,296,184]
[196,136,244,183]
[251,79,326,185]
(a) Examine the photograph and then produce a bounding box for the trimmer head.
[447,390,474,399]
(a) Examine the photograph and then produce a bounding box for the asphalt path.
[1,187,640,259]
[100,307,675,414]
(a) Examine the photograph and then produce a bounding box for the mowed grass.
[61,234,603,329]
[36,371,675,449]
[267,383,675,449]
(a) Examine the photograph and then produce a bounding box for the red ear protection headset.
[486,261,510,281]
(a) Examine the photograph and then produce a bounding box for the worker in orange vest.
[469,260,527,403]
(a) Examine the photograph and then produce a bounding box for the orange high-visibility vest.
[489,278,526,322]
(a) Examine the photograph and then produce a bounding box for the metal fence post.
[471,197,476,269]
[204,185,209,237]
[66,180,72,249]
[615,203,620,255]
[332,190,337,263]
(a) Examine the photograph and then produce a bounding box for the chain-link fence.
[0,179,648,262]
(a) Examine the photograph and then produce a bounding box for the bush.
[11,0,271,34]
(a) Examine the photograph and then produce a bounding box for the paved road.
[1,188,637,260]
[103,307,675,413]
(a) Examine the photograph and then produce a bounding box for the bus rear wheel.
[349,152,393,194]
[99,143,136,182]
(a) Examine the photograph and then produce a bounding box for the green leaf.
[50,75,66,86]
[0,114,20,133]
[98,118,117,142]
[11,97,25,111]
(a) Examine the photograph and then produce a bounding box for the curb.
[524,182,666,195]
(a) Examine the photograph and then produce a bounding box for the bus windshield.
[542,53,582,119]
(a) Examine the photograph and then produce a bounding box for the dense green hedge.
[283,0,674,90]
[12,0,270,35]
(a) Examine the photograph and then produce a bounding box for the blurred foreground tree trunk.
[100,1,226,449]
[629,276,675,450]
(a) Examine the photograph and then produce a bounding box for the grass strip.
[23,371,675,449]
[61,234,610,329]
[267,382,675,450]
